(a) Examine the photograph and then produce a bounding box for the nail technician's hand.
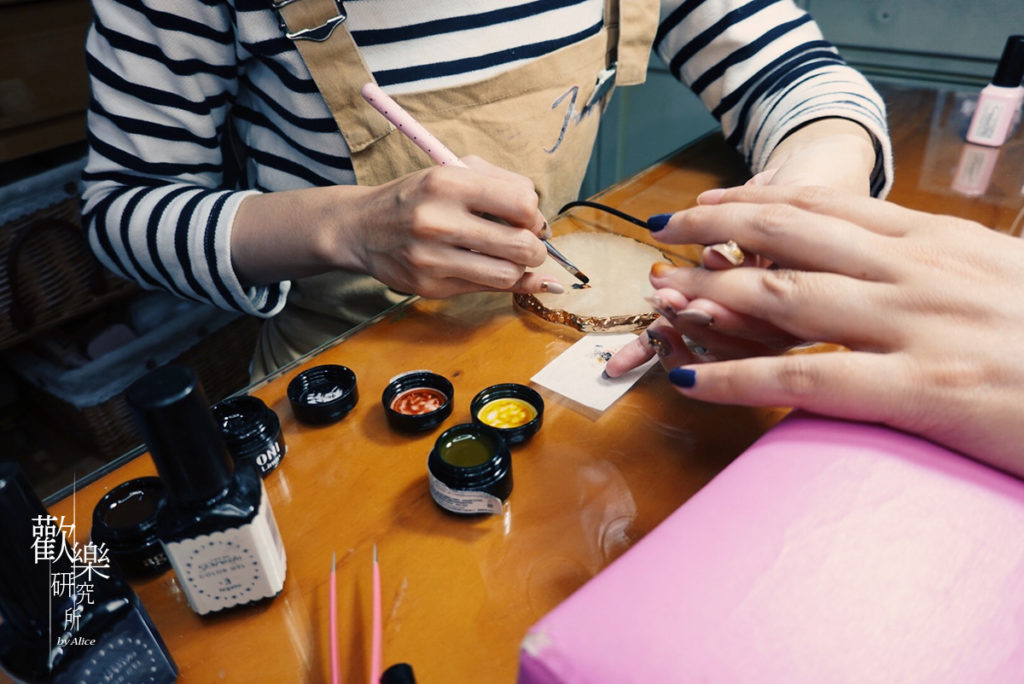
[651,184,1024,475]
[352,157,556,298]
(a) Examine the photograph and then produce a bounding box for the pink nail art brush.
[361,82,589,284]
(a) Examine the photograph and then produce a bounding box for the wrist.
[311,184,375,273]
[231,184,374,287]
[766,117,876,172]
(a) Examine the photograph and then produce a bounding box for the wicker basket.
[11,311,261,460]
[0,196,137,350]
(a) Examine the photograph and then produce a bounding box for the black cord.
[557,200,649,229]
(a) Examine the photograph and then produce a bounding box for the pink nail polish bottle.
[966,35,1024,147]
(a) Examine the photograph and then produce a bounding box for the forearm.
[231,184,375,288]
[653,0,892,197]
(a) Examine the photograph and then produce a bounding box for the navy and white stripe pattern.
[653,0,890,191]
[82,0,891,318]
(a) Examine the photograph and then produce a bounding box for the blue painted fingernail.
[646,213,672,232]
[669,367,696,388]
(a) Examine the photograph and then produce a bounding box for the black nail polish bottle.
[126,365,288,616]
[0,460,178,683]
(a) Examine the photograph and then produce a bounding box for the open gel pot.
[382,370,453,433]
[427,423,512,515]
[471,383,544,445]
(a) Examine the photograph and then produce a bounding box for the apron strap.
[607,0,661,86]
[273,0,393,153]
[274,0,661,149]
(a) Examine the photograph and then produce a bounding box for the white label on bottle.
[967,98,1011,145]
[952,144,999,196]
[163,483,287,615]
[428,472,503,515]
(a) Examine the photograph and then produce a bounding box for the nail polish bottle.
[126,365,287,616]
[0,460,178,683]
[966,34,1024,147]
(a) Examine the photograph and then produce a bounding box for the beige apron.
[256,0,659,377]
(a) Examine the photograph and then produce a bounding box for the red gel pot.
[382,370,453,433]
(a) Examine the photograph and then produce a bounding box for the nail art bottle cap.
[212,395,286,476]
[0,460,56,635]
[126,365,234,509]
[90,476,171,578]
[381,663,418,684]
[992,35,1024,87]
[287,364,359,425]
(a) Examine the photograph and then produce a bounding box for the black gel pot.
[287,364,359,425]
[90,477,170,578]
[427,423,512,515]
[211,395,286,476]
[382,370,453,433]
[470,383,544,446]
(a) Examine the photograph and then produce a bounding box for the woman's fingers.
[428,246,549,295]
[513,271,566,295]
[462,156,549,237]
[666,351,914,427]
[651,263,899,350]
[605,318,697,378]
[604,333,656,378]
[694,183,929,238]
[651,199,896,280]
[437,209,548,267]
[415,164,545,236]
[672,297,802,349]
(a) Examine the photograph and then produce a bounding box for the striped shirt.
[82,0,892,318]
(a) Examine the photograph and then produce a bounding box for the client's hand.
[618,184,1024,475]
[703,117,878,270]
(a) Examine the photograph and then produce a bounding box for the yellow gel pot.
[470,383,544,446]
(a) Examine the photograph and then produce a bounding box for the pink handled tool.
[370,544,382,684]
[330,552,340,684]
[360,82,589,284]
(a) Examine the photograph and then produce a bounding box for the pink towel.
[519,413,1024,683]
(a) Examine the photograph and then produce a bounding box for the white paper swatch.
[531,333,657,413]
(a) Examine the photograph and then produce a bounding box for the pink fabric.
[519,413,1024,683]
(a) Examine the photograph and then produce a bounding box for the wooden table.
[31,84,1024,683]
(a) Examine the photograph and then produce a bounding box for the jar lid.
[212,395,286,475]
[382,370,453,433]
[91,477,166,544]
[91,476,171,577]
[287,364,359,425]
